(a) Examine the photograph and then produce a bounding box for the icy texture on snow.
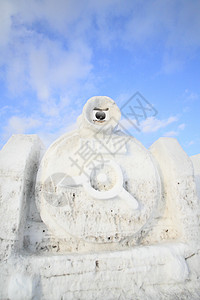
[0,97,200,299]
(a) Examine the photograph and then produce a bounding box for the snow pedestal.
[0,96,200,299]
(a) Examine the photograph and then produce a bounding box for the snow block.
[0,134,44,258]
[149,137,200,246]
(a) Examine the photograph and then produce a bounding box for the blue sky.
[0,0,200,156]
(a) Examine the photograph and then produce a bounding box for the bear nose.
[95,111,106,120]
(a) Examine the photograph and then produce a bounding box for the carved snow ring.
[36,96,161,243]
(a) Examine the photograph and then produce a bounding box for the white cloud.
[29,38,92,102]
[183,89,199,103]
[164,123,186,138]
[4,116,41,138]
[0,0,199,149]
[140,116,178,133]
[188,140,195,146]
[178,123,186,130]
[0,0,16,47]
[1,0,200,103]
[164,130,178,137]
[120,115,179,134]
[122,0,200,72]
[0,0,94,111]
[0,106,10,116]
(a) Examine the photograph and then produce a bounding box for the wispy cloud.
[120,115,178,134]
[0,0,94,119]
[164,130,179,138]
[188,140,195,146]
[164,122,186,137]
[123,0,200,72]
[1,0,200,101]
[178,123,186,130]
[140,116,178,133]
[0,0,199,152]
[183,89,199,103]
[0,106,11,116]
[3,116,41,137]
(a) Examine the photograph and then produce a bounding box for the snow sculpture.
[36,96,161,245]
[0,96,200,300]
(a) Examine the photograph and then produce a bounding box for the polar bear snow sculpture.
[0,96,200,300]
[36,96,161,245]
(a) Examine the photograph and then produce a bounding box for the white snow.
[0,97,200,299]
